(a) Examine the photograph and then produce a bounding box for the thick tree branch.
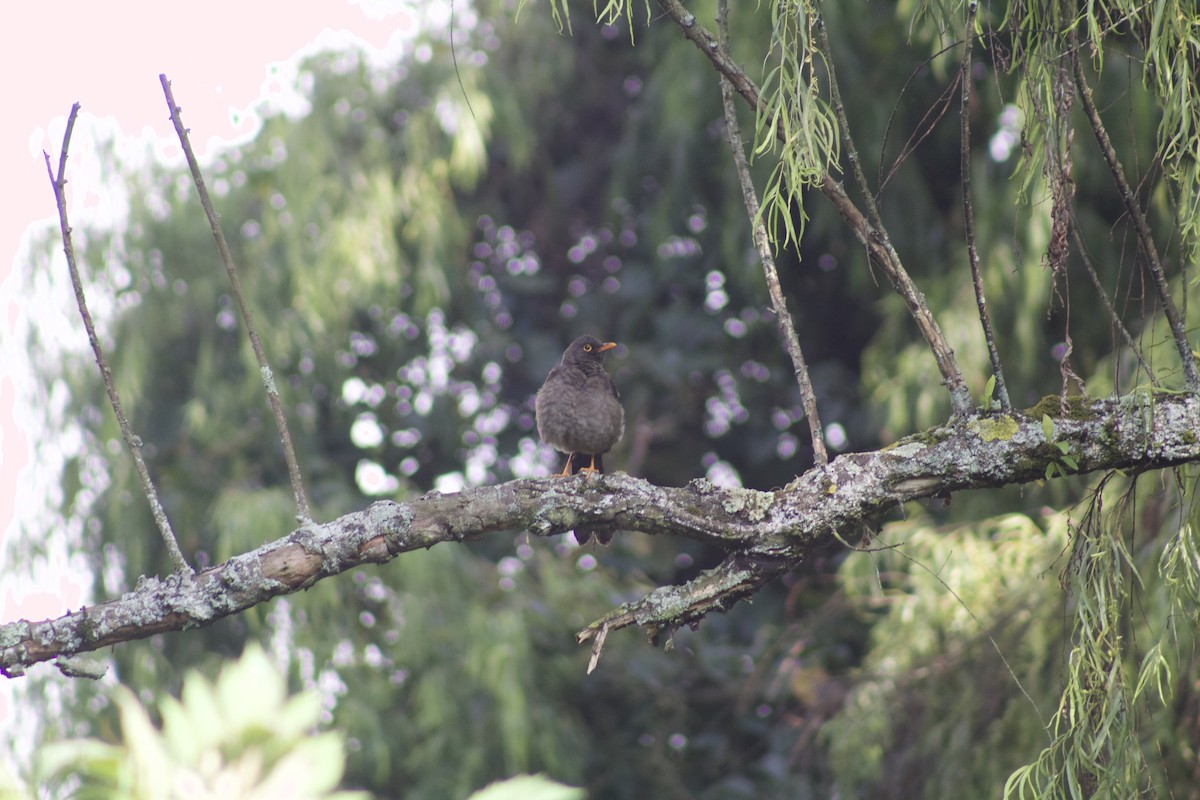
[5,392,1198,679]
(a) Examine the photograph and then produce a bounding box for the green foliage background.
[14,0,1200,797]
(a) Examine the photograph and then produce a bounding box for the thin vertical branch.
[159,75,314,523]
[959,1,1010,409]
[811,12,974,419]
[45,103,193,575]
[1070,50,1199,391]
[717,0,827,467]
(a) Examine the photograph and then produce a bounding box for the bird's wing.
[545,364,585,388]
[591,371,619,399]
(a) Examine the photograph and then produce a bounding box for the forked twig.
[44,103,193,575]
[159,74,313,523]
[716,0,827,466]
[657,0,973,418]
[808,11,973,418]
[657,0,973,417]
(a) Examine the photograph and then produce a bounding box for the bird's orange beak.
[598,342,617,353]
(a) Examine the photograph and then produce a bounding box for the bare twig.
[877,46,964,197]
[585,623,609,674]
[1071,221,1158,389]
[958,1,1010,409]
[716,0,827,466]
[1070,50,1198,391]
[655,0,973,418]
[812,8,907,240]
[158,74,313,523]
[577,549,786,649]
[44,103,192,575]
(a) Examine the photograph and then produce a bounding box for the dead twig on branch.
[159,74,314,523]
[716,0,827,467]
[1070,220,1159,389]
[43,103,192,576]
[656,0,974,419]
[957,1,1010,409]
[1070,49,1198,391]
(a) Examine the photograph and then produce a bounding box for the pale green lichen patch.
[721,488,775,521]
[884,441,927,458]
[56,655,108,679]
[366,499,416,550]
[1025,393,1095,421]
[0,620,30,649]
[969,415,1019,442]
[638,585,693,620]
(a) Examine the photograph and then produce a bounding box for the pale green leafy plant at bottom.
[33,644,582,800]
[35,644,367,800]
[469,774,584,800]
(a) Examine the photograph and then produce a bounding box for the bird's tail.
[574,528,614,545]
[572,453,612,544]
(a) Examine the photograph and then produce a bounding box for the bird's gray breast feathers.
[536,366,624,455]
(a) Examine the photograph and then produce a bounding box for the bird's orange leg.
[558,454,574,476]
[578,454,600,477]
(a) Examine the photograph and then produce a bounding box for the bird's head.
[564,335,617,366]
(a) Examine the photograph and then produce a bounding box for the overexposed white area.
[0,0,462,783]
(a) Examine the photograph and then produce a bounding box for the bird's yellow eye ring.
[583,344,592,351]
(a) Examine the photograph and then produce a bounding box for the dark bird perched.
[536,335,625,544]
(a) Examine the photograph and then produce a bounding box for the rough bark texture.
[3,391,1195,679]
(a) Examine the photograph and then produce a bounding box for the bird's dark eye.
[583,344,592,352]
